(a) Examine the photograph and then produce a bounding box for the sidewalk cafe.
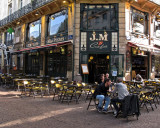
[0,72,160,120]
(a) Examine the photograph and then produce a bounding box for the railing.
[0,0,54,27]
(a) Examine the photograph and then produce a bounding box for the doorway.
[88,54,110,83]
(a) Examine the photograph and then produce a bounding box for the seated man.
[93,79,111,113]
[111,78,129,117]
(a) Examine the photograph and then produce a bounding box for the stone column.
[74,2,80,76]
[40,15,46,75]
[119,2,128,79]
[21,24,26,74]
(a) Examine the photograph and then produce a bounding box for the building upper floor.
[0,0,160,49]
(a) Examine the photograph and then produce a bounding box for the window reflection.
[5,32,14,46]
[28,20,41,41]
[155,15,160,38]
[111,55,123,76]
[81,4,118,30]
[133,14,145,33]
[132,8,148,34]
[48,10,68,36]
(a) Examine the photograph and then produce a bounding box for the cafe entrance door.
[88,54,110,83]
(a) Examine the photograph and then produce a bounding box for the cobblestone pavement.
[0,87,160,128]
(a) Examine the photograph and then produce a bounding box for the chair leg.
[149,101,154,111]
[152,99,157,109]
[87,97,93,110]
[143,102,149,113]
[85,93,89,102]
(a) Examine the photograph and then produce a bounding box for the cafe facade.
[0,0,160,82]
[77,0,160,82]
[0,0,74,80]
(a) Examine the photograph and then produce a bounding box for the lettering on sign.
[88,31,110,51]
[90,31,108,41]
[90,41,108,49]
[47,36,66,44]
[53,37,65,42]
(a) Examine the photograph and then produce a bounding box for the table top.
[13,78,43,81]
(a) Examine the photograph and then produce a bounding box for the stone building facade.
[0,0,160,82]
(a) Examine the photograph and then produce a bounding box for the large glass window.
[131,8,148,34]
[28,20,41,41]
[154,12,160,38]
[25,53,40,76]
[81,4,118,30]
[155,22,160,38]
[48,10,68,36]
[110,54,124,77]
[5,32,14,46]
[155,56,160,78]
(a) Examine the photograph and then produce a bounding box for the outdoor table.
[144,85,156,90]
[13,78,43,96]
[140,89,153,94]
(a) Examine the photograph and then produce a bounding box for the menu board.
[126,50,131,72]
[81,64,89,74]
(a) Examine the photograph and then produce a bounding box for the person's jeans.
[111,98,123,112]
[96,95,110,110]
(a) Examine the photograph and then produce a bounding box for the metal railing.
[0,0,54,27]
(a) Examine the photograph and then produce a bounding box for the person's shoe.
[102,109,108,114]
[97,107,102,113]
[113,110,118,118]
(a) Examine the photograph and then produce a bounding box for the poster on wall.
[112,71,117,76]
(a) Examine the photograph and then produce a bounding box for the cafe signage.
[47,35,68,44]
[87,31,111,51]
[26,41,40,47]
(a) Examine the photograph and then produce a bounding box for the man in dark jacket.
[94,79,111,113]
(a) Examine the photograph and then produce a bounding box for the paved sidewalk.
[0,87,160,128]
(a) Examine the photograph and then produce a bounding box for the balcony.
[0,0,54,27]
